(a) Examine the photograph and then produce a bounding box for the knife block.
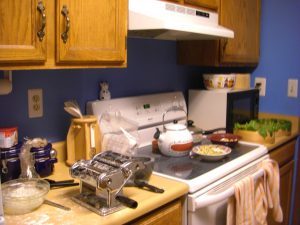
[66,115,101,166]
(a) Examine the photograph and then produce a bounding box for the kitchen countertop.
[3,112,299,225]
[3,162,189,225]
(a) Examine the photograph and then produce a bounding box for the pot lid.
[165,123,186,131]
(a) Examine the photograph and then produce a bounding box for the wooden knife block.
[66,115,101,166]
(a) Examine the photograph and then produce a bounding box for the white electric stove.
[87,91,268,225]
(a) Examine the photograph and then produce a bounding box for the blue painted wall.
[0,39,203,142]
[252,0,300,115]
[1,0,300,142]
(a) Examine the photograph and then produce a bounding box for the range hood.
[128,0,234,41]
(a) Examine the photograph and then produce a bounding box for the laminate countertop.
[3,162,189,225]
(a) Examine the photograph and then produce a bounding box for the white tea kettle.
[154,106,193,157]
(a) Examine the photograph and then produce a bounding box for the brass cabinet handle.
[61,5,70,44]
[37,1,46,41]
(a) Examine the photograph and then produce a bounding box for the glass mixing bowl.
[2,178,50,215]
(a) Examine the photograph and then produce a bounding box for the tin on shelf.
[0,127,18,149]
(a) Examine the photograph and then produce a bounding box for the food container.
[207,133,240,147]
[233,118,291,144]
[203,74,236,91]
[30,143,57,177]
[1,140,57,181]
[191,144,232,161]
[0,127,18,148]
[1,142,22,183]
[2,178,50,215]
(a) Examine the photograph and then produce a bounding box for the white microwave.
[188,89,259,133]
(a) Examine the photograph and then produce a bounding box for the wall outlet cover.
[28,89,43,118]
[254,77,266,96]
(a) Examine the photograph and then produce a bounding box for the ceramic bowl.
[207,133,240,147]
[192,144,232,161]
[203,74,236,91]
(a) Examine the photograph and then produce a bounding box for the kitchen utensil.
[191,144,232,161]
[64,100,83,118]
[203,74,236,91]
[154,106,193,157]
[44,199,71,211]
[70,151,152,216]
[207,133,240,147]
[133,180,164,193]
[44,179,79,189]
[66,115,101,166]
[64,99,80,109]
[115,195,138,209]
[64,106,82,118]
[1,178,50,215]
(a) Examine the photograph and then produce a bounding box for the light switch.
[288,79,298,98]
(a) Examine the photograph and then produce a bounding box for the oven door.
[187,154,269,225]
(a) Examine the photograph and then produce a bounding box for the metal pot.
[154,107,193,157]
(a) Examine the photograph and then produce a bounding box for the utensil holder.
[66,116,101,166]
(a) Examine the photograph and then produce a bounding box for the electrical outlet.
[254,77,266,96]
[288,79,298,98]
[28,89,43,118]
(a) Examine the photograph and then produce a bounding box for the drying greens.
[234,119,292,139]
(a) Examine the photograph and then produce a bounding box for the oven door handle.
[193,168,264,210]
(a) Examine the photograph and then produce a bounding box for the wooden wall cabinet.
[166,0,218,10]
[0,0,127,69]
[268,140,296,225]
[0,0,46,63]
[177,0,261,66]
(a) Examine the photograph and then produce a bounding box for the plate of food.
[191,144,232,161]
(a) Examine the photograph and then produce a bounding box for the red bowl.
[207,133,240,147]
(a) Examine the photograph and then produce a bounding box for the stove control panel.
[86,92,187,128]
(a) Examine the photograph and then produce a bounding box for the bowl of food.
[2,178,50,215]
[192,144,232,161]
[203,74,236,91]
[207,133,240,147]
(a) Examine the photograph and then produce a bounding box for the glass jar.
[0,142,22,183]
[30,143,57,177]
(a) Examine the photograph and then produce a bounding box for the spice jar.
[30,143,57,177]
[1,142,22,183]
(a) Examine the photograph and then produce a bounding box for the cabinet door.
[56,0,127,65]
[129,199,182,225]
[0,0,46,63]
[267,160,294,225]
[220,0,260,64]
[185,0,218,10]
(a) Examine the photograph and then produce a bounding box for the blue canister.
[0,142,22,183]
[30,143,57,177]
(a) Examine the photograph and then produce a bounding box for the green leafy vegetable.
[234,118,291,139]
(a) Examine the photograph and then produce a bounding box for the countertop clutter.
[3,161,188,225]
[3,113,299,225]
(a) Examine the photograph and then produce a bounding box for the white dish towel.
[227,159,283,225]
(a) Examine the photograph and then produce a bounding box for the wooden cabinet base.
[128,198,183,225]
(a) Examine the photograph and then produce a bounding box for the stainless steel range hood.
[128,0,234,41]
